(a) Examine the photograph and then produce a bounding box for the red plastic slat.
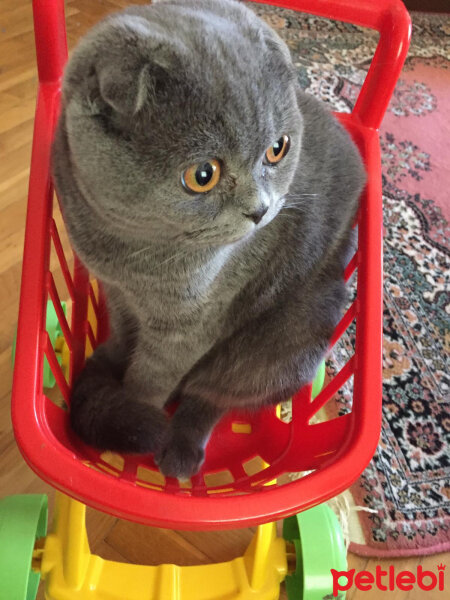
[329,301,356,349]
[71,257,90,382]
[44,333,70,404]
[86,321,96,352]
[47,272,73,351]
[307,356,355,420]
[50,219,75,300]
[88,283,101,343]
[344,253,357,282]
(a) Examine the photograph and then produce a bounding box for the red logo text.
[331,564,446,596]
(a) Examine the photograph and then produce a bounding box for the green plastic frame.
[0,494,48,600]
[283,504,347,600]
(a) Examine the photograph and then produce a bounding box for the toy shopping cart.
[3,1,411,599]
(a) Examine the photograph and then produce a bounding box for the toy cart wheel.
[12,301,66,388]
[312,360,326,399]
[283,504,347,600]
[0,495,48,600]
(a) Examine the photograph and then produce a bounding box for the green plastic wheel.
[42,300,67,388]
[283,504,347,600]
[312,360,326,399]
[12,300,66,388]
[0,495,48,600]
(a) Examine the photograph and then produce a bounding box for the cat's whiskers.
[185,228,212,241]
[128,229,200,260]
[286,193,318,197]
[128,240,189,264]
[128,245,159,259]
[152,248,190,271]
[281,202,309,212]
[283,193,317,205]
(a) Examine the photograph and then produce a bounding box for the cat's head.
[61,0,303,247]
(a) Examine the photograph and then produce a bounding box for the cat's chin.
[224,214,281,247]
[185,225,256,249]
[223,223,269,247]
[196,231,253,249]
[224,232,254,248]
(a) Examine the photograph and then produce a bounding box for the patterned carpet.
[250,3,450,557]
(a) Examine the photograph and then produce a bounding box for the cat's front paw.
[155,433,205,480]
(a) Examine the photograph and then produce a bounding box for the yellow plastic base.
[34,493,287,600]
[40,284,287,599]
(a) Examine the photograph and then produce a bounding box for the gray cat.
[52,0,365,479]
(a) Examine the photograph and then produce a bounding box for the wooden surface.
[0,2,447,599]
[404,1,450,12]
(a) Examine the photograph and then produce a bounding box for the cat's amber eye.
[265,135,290,165]
[182,160,221,194]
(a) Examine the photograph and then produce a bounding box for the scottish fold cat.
[52,0,365,478]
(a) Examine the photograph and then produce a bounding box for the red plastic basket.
[11,0,411,530]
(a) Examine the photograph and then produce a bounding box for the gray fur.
[52,0,365,478]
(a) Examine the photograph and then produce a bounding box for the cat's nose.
[243,205,268,225]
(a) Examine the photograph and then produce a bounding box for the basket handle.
[32,0,68,84]
[254,0,411,129]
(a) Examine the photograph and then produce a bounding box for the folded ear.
[98,61,152,115]
[96,15,180,116]
[66,14,181,117]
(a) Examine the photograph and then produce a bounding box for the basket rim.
[14,398,381,530]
